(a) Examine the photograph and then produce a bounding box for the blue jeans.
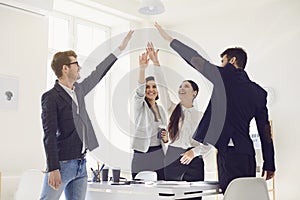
[40,158,87,200]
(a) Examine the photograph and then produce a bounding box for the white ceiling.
[89,0,278,26]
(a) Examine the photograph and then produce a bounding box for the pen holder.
[101,168,109,181]
[92,170,100,182]
[112,168,120,182]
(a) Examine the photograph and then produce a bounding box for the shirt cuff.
[113,47,122,58]
[192,143,213,158]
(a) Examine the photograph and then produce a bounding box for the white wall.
[1,0,300,199]
[164,1,300,199]
[0,4,48,199]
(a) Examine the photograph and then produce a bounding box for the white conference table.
[86,181,220,200]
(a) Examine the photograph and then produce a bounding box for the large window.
[47,9,132,175]
[47,13,109,88]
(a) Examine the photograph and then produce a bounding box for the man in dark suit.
[155,23,275,193]
[40,31,133,200]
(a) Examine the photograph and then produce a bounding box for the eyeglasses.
[66,61,79,67]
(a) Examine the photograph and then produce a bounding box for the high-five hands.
[146,42,160,66]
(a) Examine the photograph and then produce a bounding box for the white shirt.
[154,66,212,157]
[132,82,168,152]
[59,82,87,152]
[58,82,79,114]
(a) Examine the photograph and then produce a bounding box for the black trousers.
[217,146,256,193]
[164,146,204,200]
[164,146,204,181]
[131,145,165,180]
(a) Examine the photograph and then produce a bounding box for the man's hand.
[119,30,134,51]
[180,149,195,165]
[48,169,62,190]
[262,170,275,180]
[154,22,173,43]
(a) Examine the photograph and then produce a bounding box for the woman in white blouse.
[131,51,168,180]
[147,42,211,185]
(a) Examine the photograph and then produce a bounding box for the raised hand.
[146,42,160,66]
[119,30,134,51]
[139,52,149,69]
[154,22,173,43]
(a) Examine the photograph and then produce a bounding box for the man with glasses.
[40,31,133,200]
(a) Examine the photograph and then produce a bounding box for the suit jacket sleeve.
[255,90,276,171]
[170,39,227,146]
[79,53,117,95]
[170,39,219,84]
[41,92,60,172]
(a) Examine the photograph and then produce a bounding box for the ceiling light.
[138,0,165,15]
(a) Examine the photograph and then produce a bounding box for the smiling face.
[178,81,198,103]
[145,80,158,101]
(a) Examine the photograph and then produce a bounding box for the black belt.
[134,145,162,153]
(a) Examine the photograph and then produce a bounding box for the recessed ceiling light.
[138,0,165,15]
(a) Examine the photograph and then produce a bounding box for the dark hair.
[186,80,199,98]
[168,80,199,143]
[220,47,247,69]
[51,50,77,78]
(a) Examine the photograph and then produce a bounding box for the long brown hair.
[168,80,199,143]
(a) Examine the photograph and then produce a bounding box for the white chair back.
[15,169,44,200]
[223,177,270,200]
[135,171,157,181]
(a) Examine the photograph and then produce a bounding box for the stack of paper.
[155,181,191,187]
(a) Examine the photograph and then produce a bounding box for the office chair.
[223,177,270,200]
[135,171,157,181]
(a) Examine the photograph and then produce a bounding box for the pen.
[90,168,97,177]
[99,164,105,171]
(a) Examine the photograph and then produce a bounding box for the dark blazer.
[41,53,117,172]
[170,39,275,171]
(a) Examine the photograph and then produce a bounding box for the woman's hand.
[146,42,160,66]
[161,129,168,143]
[139,52,149,69]
[180,149,195,165]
